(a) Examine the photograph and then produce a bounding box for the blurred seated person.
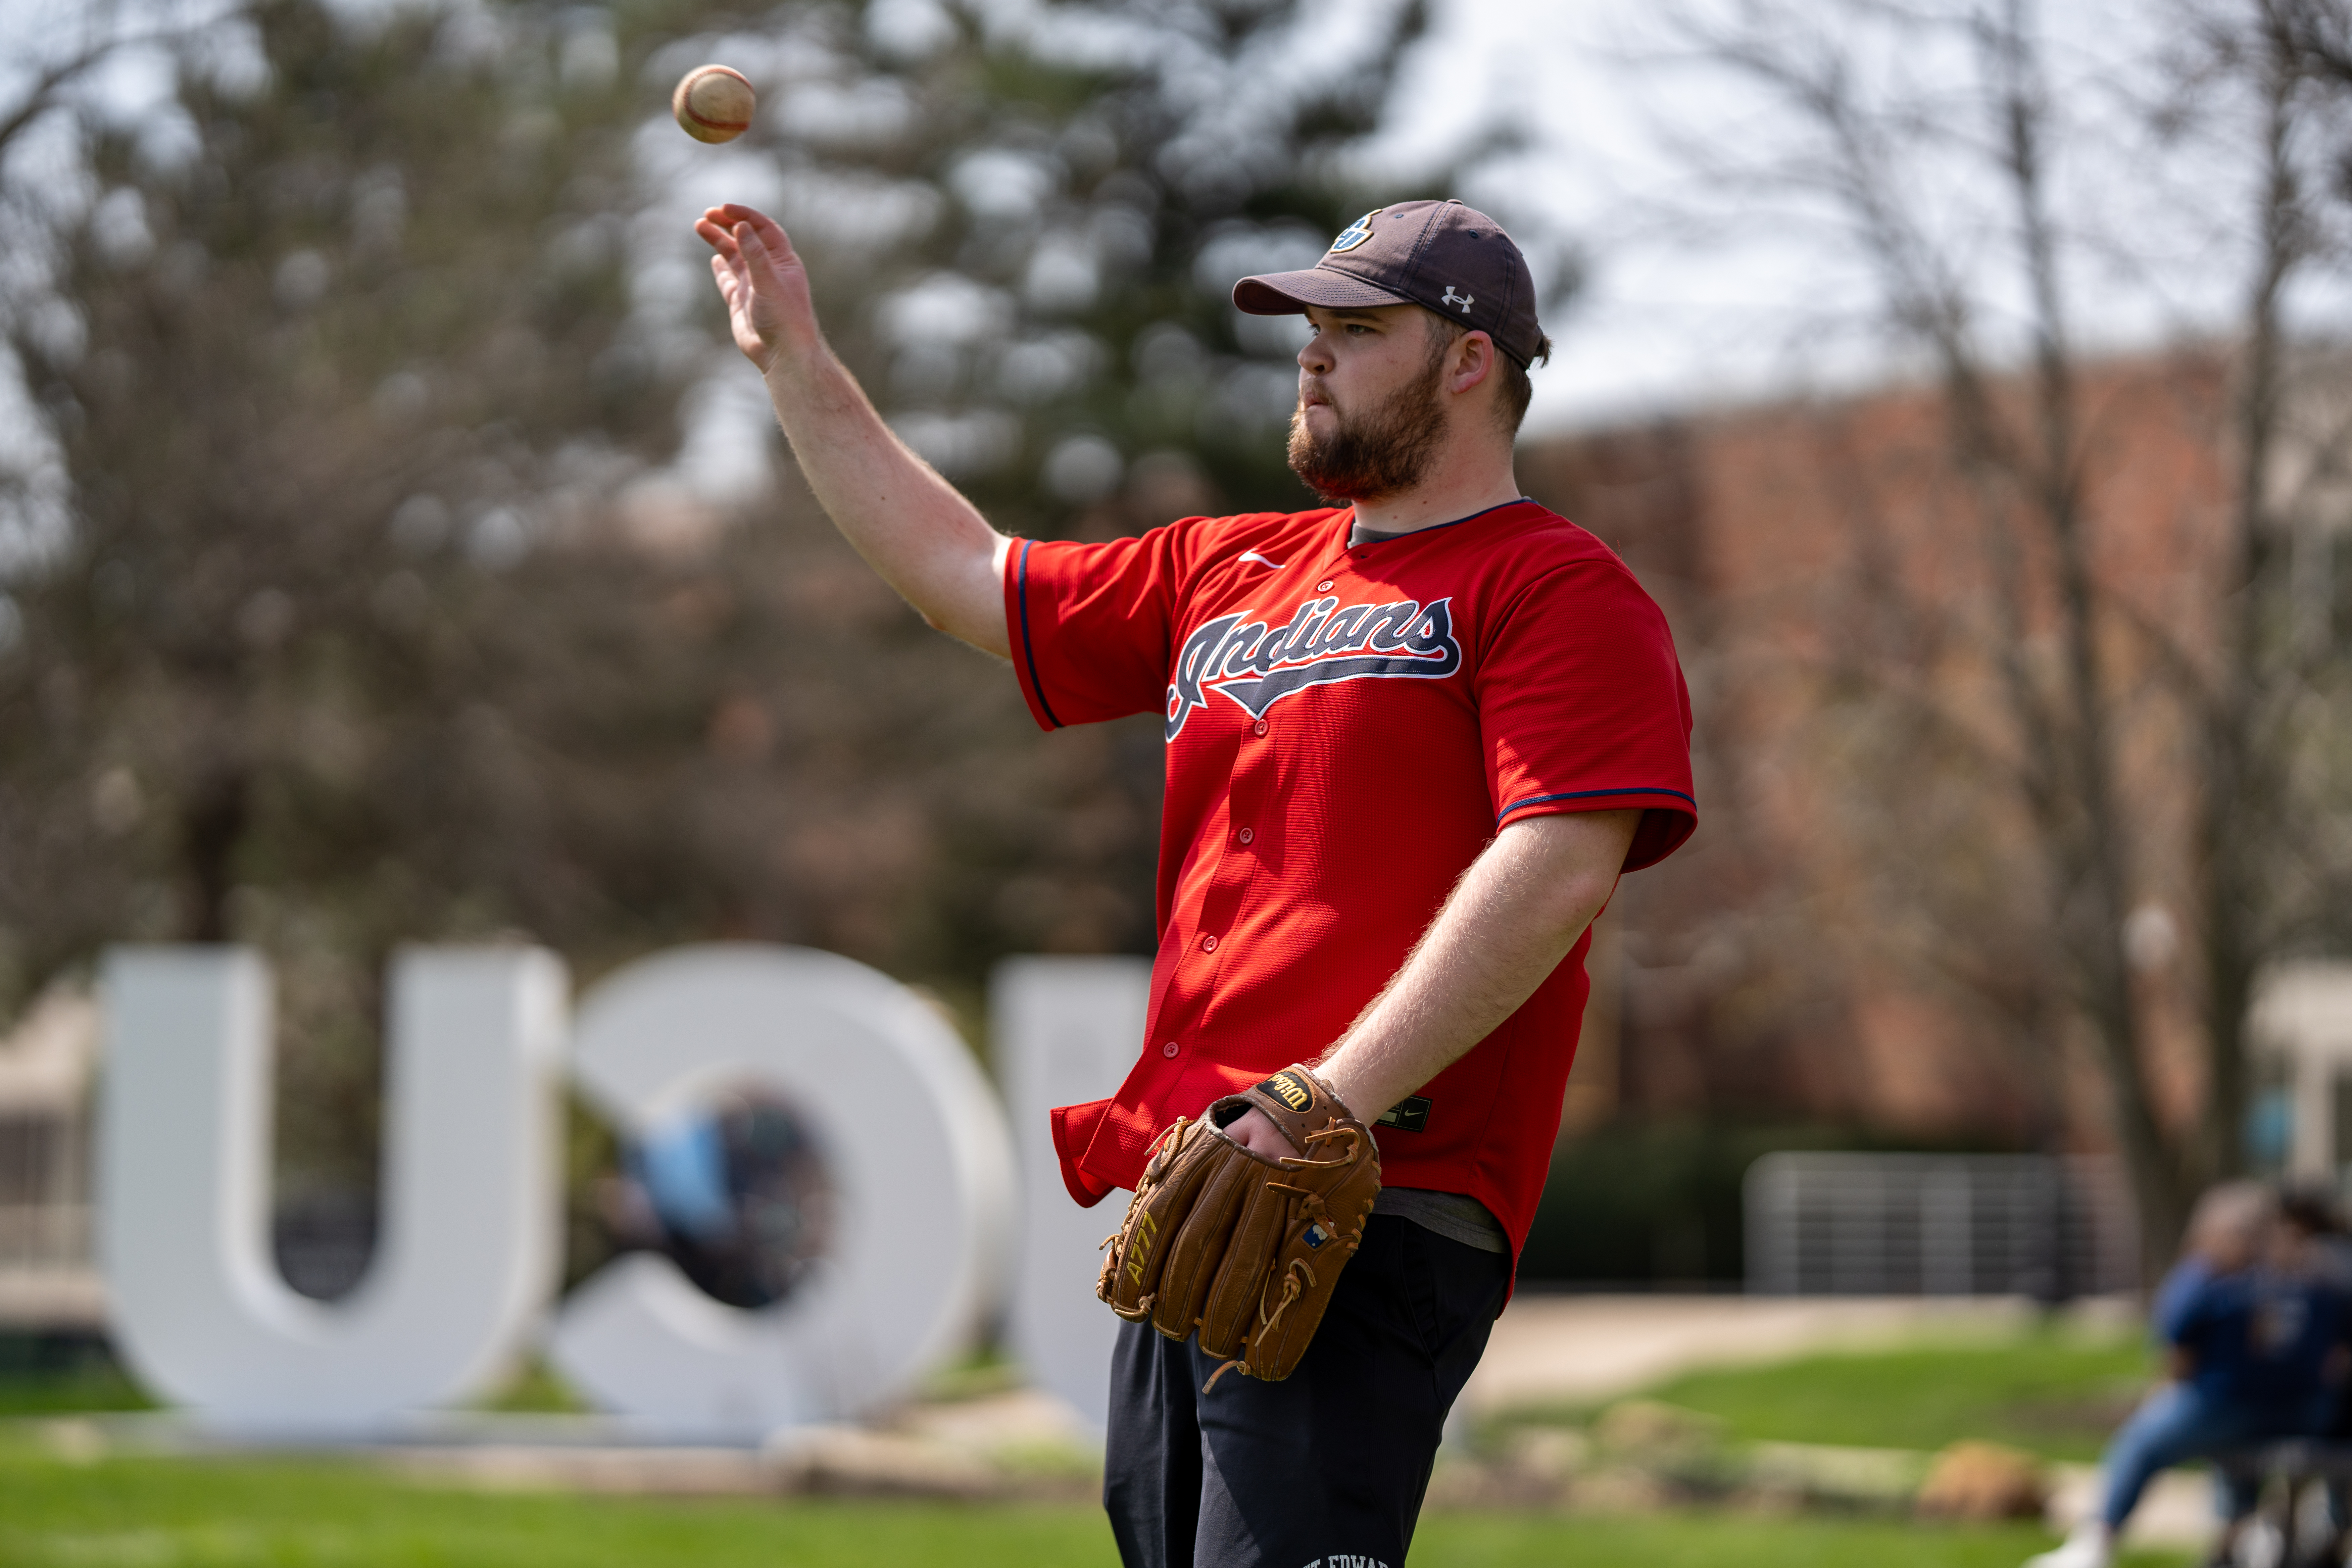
[594,1092,836,1312]
[2027,1181,2347,1568]
[2275,1184,2352,1567]
[2278,1180,2352,1310]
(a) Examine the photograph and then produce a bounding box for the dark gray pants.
[1102,1214,1511,1568]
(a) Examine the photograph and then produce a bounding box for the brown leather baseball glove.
[1097,1065,1381,1389]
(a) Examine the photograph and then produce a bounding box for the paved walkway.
[1459,1293,2134,1415]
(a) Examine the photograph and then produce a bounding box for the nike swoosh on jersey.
[1237,550,1284,569]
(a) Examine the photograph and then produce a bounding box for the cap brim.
[1233,267,1413,315]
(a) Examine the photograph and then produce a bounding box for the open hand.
[694,203,820,375]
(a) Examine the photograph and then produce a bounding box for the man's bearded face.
[1286,322,1451,504]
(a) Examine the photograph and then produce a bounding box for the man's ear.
[1448,330,1497,397]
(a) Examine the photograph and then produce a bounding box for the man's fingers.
[709,204,797,263]
[710,200,780,234]
[697,205,799,375]
[1226,1107,1291,1159]
[695,206,802,287]
[733,222,791,290]
[704,245,747,306]
[734,219,786,265]
[742,208,795,258]
[694,221,743,274]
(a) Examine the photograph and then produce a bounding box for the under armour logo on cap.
[1231,198,1547,368]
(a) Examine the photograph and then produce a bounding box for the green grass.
[0,1445,1110,1566]
[0,1359,153,1418]
[0,1443,2192,1568]
[1515,1326,2156,1463]
[0,1329,2189,1565]
[469,1358,590,1415]
[1418,1515,2184,1567]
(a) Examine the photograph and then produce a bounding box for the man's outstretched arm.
[1227,809,1641,1156]
[697,203,1011,658]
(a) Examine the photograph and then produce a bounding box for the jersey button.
[1252,719,1268,737]
[1317,579,1335,592]
[1162,1041,1180,1059]
[1237,827,1254,845]
[1200,934,1219,953]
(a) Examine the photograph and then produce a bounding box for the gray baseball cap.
[1233,200,1545,368]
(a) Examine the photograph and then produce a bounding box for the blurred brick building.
[1525,352,2249,1155]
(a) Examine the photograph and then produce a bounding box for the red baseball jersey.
[1006,498,1695,1257]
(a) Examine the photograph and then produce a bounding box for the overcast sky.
[0,0,2333,459]
[1378,0,2338,433]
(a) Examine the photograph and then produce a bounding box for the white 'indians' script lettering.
[1164,595,1461,740]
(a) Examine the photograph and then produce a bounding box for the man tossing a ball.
[697,199,1696,1568]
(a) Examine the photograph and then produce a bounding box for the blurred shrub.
[1520,1120,2019,1287]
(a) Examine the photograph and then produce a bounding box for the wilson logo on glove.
[1096,1065,1382,1391]
[1264,1072,1313,1112]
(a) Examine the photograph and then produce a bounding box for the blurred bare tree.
[660,0,1572,535]
[0,0,722,1218]
[0,0,1489,1266]
[1645,0,2352,1265]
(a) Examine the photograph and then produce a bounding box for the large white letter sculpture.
[94,941,1131,1437]
[993,956,1150,1435]
[98,947,565,1432]
[547,945,1016,1438]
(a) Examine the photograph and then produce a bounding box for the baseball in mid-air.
[672,64,755,144]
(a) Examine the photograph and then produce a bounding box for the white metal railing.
[1744,1151,2138,1297]
[0,1111,101,1325]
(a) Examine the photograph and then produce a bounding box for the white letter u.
[96,946,565,1432]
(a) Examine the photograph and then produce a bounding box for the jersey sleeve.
[1477,558,1697,872]
[1004,522,1202,730]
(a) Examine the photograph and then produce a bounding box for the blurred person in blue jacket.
[2275,1184,2352,1567]
[2026,1181,2349,1568]
[600,1091,837,1311]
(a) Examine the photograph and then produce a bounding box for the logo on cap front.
[1328,210,1380,253]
